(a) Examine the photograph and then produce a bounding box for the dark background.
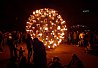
[0,0,98,32]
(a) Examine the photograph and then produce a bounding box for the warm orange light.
[26,8,67,48]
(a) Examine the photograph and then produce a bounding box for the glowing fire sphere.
[26,8,67,48]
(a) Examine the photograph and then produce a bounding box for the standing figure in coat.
[32,38,47,68]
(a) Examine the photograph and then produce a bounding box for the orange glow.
[26,8,67,48]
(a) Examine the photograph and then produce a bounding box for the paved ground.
[0,43,98,68]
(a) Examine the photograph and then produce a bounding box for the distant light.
[83,10,89,13]
[48,46,50,48]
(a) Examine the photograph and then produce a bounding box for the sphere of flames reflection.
[26,8,67,48]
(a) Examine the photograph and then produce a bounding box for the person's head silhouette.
[72,54,78,60]
[53,56,60,62]
[33,38,39,42]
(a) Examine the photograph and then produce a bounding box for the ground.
[0,43,98,68]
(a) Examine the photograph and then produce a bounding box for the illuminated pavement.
[0,43,98,68]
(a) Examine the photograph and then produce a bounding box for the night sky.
[0,0,98,32]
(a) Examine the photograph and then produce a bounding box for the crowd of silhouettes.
[5,31,47,68]
[66,31,98,55]
[0,30,98,68]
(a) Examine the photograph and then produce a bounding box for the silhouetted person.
[48,56,63,68]
[89,31,95,48]
[67,32,71,45]
[17,47,25,60]
[26,34,32,63]
[73,32,77,45]
[79,32,85,46]
[11,31,19,58]
[7,33,14,58]
[32,38,47,68]
[12,31,19,47]
[83,32,89,46]
[67,54,84,68]
[13,44,18,59]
